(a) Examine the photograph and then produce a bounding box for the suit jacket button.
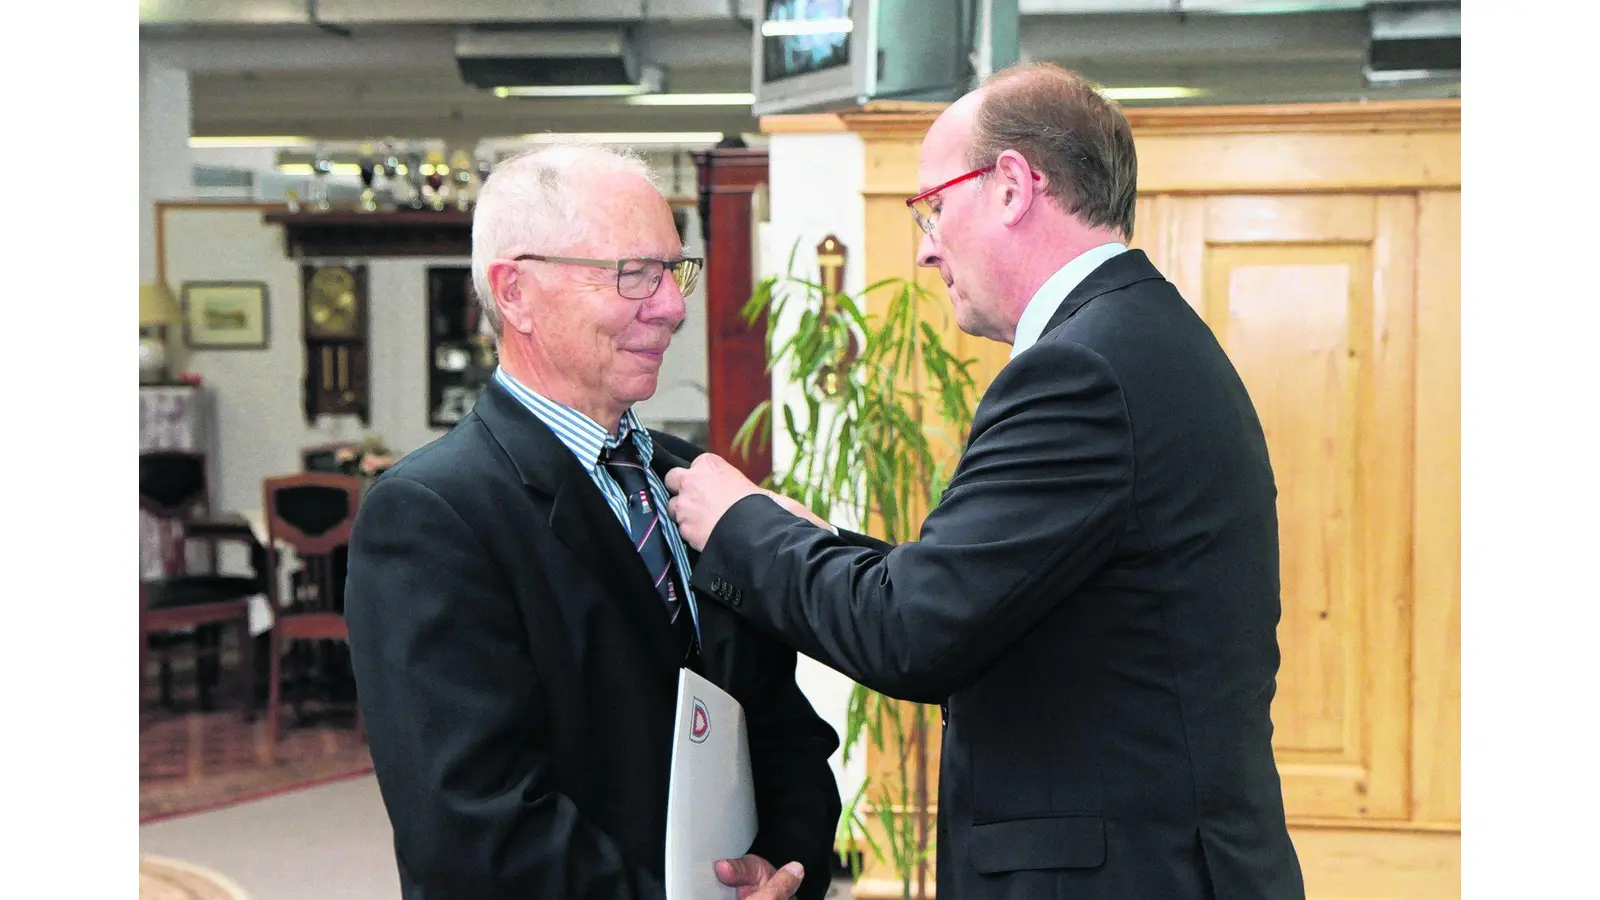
[731,589,743,607]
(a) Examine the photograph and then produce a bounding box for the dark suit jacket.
[344,379,841,900]
[690,251,1306,900]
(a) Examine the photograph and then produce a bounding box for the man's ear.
[994,149,1037,227]
[488,260,531,335]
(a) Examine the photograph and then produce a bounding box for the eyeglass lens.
[617,259,702,299]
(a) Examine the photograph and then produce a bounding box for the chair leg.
[197,626,217,712]
[238,618,255,722]
[139,627,150,710]
[159,656,174,709]
[266,631,282,764]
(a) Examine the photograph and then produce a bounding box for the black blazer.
[344,379,841,900]
[691,251,1306,900]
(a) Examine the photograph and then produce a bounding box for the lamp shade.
[140,282,181,327]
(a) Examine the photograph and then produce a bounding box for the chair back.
[140,451,207,519]
[140,451,208,576]
[262,472,362,614]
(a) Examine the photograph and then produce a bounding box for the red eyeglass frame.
[905,164,1043,234]
[906,165,994,212]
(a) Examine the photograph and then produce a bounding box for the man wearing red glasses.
[345,145,841,900]
[669,63,1306,900]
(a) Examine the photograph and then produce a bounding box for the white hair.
[469,143,659,336]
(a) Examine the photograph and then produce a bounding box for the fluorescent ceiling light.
[494,84,650,99]
[760,18,853,37]
[1176,1,1363,12]
[520,132,726,145]
[278,163,366,176]
[1364,68,1459,86]
[1099,86,1205,101]
[191,135,314,149]
[626,92,755,107]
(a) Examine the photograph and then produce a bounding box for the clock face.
[307,266,361,338]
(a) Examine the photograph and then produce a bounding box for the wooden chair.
[139,451,260,716]
[261,472,363,761]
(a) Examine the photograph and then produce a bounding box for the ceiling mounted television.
[752,0,970,117]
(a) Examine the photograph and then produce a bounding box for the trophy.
[357,143,379,212]
[476,151,495,193]
[424,150,448,211]
[309,145,334,212]
[407,147,428,210]
[451,149,475,211]
[380,138,403,210]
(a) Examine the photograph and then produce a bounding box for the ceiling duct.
[1365,2,1459,85]
[454,26,643,89]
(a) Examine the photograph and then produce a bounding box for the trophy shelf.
[263,210,472,259]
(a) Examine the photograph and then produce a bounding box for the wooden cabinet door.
[1139,194,1417,822]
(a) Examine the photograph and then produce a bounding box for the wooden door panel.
[1188,194,1415,821]
[1208,245,1365,761]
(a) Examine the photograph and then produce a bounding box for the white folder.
[664,667,758,900]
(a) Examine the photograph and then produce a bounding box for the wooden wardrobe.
[759,99,1461,900]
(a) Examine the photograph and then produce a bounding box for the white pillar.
[760,129,870,813]
[140,49,193,282]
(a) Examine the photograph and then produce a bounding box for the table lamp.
[139,282,181,383]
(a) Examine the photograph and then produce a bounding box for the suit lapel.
[474,381,686,671]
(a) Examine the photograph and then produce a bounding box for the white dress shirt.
[1010,242,1129,359]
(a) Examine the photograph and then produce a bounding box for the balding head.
[965,63,1137,239]
[912,63,1138,344]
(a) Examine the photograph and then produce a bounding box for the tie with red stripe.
[601,438,689,638]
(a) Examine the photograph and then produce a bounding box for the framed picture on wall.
[426,266,495,428]
[181,281,269,349]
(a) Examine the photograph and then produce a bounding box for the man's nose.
[643,275,687,328]
[917,231,940,269]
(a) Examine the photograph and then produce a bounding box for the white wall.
[760,130,870,807]
[140,52,192,281]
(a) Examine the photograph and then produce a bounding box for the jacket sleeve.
[345,475,667,900]
[690,338,1135,702]
[740,634,843,900]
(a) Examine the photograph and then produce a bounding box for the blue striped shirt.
[492,367,700,640]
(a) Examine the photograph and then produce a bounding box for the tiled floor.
[141,657,370,823]
[142,774,857,900]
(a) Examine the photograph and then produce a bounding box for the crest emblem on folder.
[690,698,711,743]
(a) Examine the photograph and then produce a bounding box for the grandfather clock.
[302,262,371,425]
[691,146,770,485]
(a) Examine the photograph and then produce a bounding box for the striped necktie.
[601,437,689,635]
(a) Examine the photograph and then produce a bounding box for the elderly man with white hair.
[345,144,841,900]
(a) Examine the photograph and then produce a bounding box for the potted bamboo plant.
[733,240,981,900]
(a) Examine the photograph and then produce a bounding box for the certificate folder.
[664,667,758,900]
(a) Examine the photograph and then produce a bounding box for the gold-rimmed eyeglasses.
[513,253,704,300]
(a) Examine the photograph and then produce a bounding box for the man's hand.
[663,454,763,550]
[714,855,805,900]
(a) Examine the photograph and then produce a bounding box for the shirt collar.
[1010,242,1128,359]
[491,366,650,468]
